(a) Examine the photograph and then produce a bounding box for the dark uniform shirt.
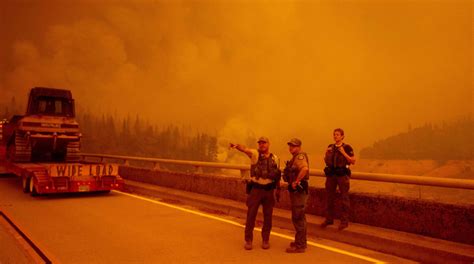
[324,144,354,168]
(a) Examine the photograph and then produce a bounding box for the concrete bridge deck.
[0,175,413,264]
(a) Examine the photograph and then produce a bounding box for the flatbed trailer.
[0,88,125,195]
[1,144,124,195]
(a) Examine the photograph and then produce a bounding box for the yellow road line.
[115,190,385,264]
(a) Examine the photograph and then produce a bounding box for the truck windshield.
[32,97,74,117]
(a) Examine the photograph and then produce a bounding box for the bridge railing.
[81,153,474,190]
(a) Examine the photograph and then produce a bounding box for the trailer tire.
[22,176,30,193]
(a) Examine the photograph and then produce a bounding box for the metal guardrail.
[81,153,474,190]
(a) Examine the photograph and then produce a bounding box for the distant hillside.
[360,118,473,160]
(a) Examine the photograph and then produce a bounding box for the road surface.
[0,175,415,263]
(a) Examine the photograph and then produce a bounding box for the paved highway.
[0,176,415,263]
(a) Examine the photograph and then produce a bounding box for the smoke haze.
[1,0,472,156]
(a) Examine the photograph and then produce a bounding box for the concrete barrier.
[119,166,474,245]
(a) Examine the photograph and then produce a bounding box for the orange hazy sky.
[0,0,472,153]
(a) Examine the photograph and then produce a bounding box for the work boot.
[286,246,306,253]
[338,222,349,231]
[244,241,253,250]
[262,240,270,250]
[289,242,307,249]
[320,220,334,228]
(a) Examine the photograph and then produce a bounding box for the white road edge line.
[114,190,385,264]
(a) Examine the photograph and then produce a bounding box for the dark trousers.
[290,191,308,248]
[245,188,275,242]
[325,175,350,223]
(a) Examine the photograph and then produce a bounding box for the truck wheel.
[29,179,38,197]
[22,177,30,193]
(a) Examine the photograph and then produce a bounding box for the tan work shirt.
[291,152,309,180]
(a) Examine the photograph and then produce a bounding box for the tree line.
[360,118,473,160]
[77,113,218,162]
[3,96,472,161]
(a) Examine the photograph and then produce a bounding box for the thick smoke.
[0,0,472,159]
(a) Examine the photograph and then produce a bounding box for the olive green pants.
[290,191,308,249]
[325,175,350,223]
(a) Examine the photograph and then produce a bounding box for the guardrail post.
[240,169,250,179]
[195,166,203,174]
[153,162,161,170]
[123,159,130,166]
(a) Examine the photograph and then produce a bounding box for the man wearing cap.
[230,137,281,250]
[283,138,310,253]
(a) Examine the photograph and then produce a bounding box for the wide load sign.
[49,163,119,177]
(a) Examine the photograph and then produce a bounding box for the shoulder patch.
[298,154,305,160]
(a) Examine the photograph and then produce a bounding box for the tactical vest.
[324,144,352,176]
[250,153,280,181]
[324,144,352,168]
